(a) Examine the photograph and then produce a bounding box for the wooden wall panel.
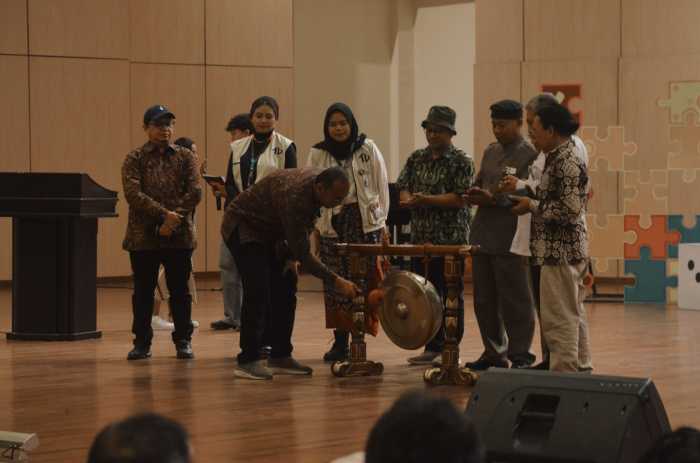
[622,0,700,58]
[28,0,128,58]
[129,0,204,64]
[206,0,293,67]
[473,62,521,165]
[0,0,28,54]
[521,59,618,128]
[204,66,294,271]
[29,57,131,277]
[0,56,30,281]
[524,0,620,61]
[619,56,700,174]
[475,0,523,63]
[130,63,207,271]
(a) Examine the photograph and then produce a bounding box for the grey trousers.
[472,253,536,364]
[219,240,242,324]
[540,261,592,372]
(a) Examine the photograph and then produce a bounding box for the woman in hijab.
[307,102,390,362]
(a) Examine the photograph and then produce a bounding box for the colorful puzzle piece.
[624,247,677,304]
[623,215,680,260]
[623,170,668,221]
[587,214,627,258]
[578,126,637,172]
[542,83,583,123]
[668,112,700,170]
[667,215,700,258]
[657,81,700,124]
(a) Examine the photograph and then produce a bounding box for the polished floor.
[0,277,699,462]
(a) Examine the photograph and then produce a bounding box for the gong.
[379,270,443,350]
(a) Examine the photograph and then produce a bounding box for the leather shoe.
[527,361,549,370]
[127,345,151,361]
[464,357,508,371]
[175,341,194,359]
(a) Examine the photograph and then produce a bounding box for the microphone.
[215,192,222,210]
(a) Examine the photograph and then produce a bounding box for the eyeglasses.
[150,120,175,129]
[424,126,449,135]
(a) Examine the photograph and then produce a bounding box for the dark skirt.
[319,203,382,332]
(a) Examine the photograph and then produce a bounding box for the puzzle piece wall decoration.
[667,169,700,220]
[578,126,637,172]
[668,112,700,170]
[542,83,583,123]
[623,214,680,260]
[657,81,700,124]
[667,215,700,258]
[587,214,628,258]
[668,259,679,305]
[623,170,668,221]
[624,247,677,304]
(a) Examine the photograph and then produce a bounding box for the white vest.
[229,132,293,192]
[307,139,390,236]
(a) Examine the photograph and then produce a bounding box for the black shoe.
[510,359,535,369]
[210,319,236,330]
[127,345,151,361]
[259,345,272,359]
[323,344,349,362]
[464,357,508,371]
[175,341,194,359]
[527,361,549,370]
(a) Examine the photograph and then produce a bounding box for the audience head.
[324,102,358,145]
[490,99,523,146]
[365,390,483,463]
[530,102,579,153]
[87,413,191,463]
[640,427,700,463]
[226,113,254,142]
[174,137,196,154]
[314,166,350,208]
[249,96,280,136]
[525,93,558,150]
[143,105,176,145]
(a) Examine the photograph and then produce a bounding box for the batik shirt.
[122,141,202,251]
[396,146,474,245]
[530,139,588,266]
[221,168,338,285]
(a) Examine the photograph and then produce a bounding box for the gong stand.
[332,243,478,386]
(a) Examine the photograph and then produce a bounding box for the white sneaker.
[151,316,174,331]
[192,320,199,328]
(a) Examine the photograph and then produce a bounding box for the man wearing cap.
[207,114,254,331]
[464,99,537,370]
[396,105,475,365]
[122,104,202,360]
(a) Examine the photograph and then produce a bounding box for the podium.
[0,173,118,340]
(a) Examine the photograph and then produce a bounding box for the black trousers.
[226,228,298,364]
[411,257,465,352]
[129,249,194,347]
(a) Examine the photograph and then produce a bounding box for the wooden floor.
[1,277,699,462]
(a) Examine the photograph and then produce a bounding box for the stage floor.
[1,278,699,462]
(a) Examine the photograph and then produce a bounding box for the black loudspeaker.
[465,369,671,463]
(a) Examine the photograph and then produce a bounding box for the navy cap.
[143,105,175,125]
[490,100,523,120]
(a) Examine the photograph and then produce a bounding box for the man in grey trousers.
[464,100,537,370]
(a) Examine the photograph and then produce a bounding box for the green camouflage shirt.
[396,146,474,245]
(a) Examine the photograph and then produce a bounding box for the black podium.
[0,173,118,340]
